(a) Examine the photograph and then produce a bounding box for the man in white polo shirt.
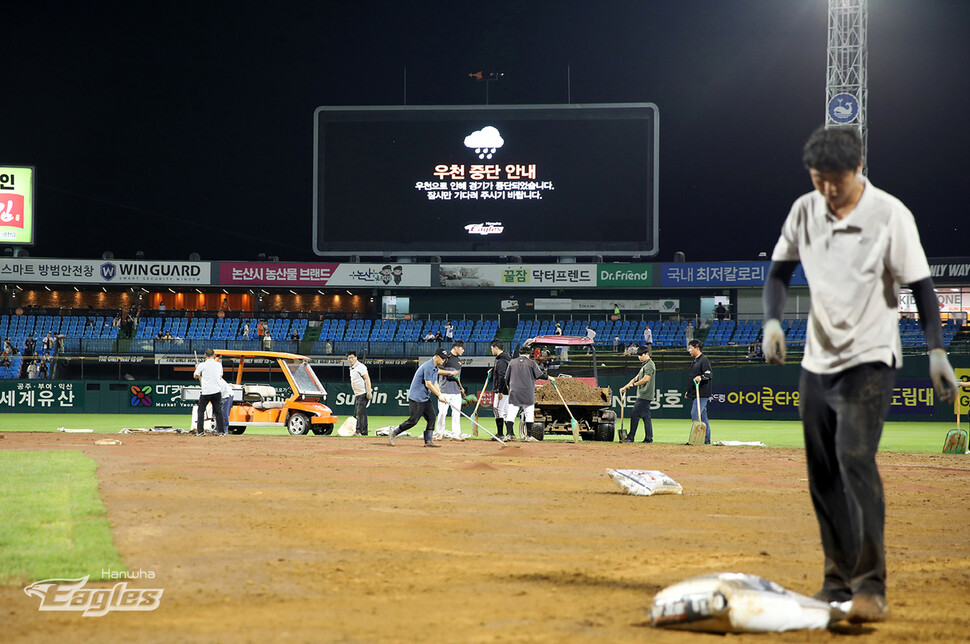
[347,350,372,436]
[193,348,225,435]
[761,125,958,625]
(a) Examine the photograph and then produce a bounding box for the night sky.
[3,1,968,263]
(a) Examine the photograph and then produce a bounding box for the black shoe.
[642,439,653,443]
[424,441,440,448]
[621,438,633,443]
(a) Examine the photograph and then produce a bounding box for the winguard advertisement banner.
[0,259,211,285]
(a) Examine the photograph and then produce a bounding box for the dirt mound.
[536,378,609,405]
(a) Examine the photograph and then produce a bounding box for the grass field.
[0,413,962,453]
[0,451,125,585]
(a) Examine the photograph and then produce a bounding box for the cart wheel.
[594,423,615,442]
[228,426,246,435]
[286,412,311,435]
[528,422,545,441]
[311,424,333,436]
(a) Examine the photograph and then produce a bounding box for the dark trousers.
[197,392,225,434]
[799,363,894,597]
[354,393,369,435]
[629,398,653,442]
[397,398,437,434]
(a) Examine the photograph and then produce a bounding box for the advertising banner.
[218,263,431,288]
[596,264,653,287]
[659,262,808,288]
[0,166,33,245]
[0,259,211,285]
[439,264,596,288]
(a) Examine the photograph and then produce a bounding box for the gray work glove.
[366,391,373,401]
[928,348,958,404]
[761,318,786,365]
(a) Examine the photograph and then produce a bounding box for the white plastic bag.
[650,573,845,633]
[336,417,357,437]
[606,469,683,496]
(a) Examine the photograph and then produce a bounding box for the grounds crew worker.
[489,340,512,439]
[619,345,655,443]
[762,125,958,624]
[193,348,225,436]
[388,349,450,448]
[434,340,466,441]
[686,340,712,444]
[347,350,372,436]
[505,349,549,441]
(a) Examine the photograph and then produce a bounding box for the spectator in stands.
[112,313,121,327]
[241,321,250,340]
[0,353,10,368]
[42,332,55,353]
[347,350,372,436]
[290,330,300,341]
[685,322,695,347]
[444,320,454,341]
[715,304,728,321]
[585,325,596,354]
[3,338,17,355]
[39,358,49,379]
[324,339,332,355]
[434,331,443,342]
[54,334,66,355]
[554,322,563,336]
[263,331,273,350]
[159,302,166,311]
[643,322,653,346]
[24,334,36,356]
[256,321,265,343]
[613,303,621,316]
[422,331,436,342]
[27,360,39,379]
[221,297,230,311]
[156,330,165,340]
[612,335,620,352]
[123,313,134,339]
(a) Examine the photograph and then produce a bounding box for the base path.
[2,433,969,642]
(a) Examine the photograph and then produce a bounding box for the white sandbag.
[606,469,683,496]
[57,427,94,433]
[650,572,845,633]
[712,440,767,447]
[336,417,357,437]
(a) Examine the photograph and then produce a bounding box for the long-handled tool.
[943,391,969,454]
[618,392,627,442]
[448,398,515,448]
[468,369,491,438]
[551,377,580,443]
[688,380,706,446]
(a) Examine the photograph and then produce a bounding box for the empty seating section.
[509,317,962,349]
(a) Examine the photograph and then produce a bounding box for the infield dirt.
[2,432,969,643]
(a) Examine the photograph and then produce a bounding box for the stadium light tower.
[826,0,868,174]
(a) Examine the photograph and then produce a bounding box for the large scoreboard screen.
[313,104,658,256]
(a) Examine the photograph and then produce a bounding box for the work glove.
[761,318,786,365]
[366,391,373,401]
[928,348,959,404]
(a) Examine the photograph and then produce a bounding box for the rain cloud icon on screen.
[464,126,504,159]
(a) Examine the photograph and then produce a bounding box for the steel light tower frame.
[826,0,868,174]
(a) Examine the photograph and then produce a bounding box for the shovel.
[688,380,707,446]
[551,377,580,443]
[943,392,969,454]
[468,369,492,438]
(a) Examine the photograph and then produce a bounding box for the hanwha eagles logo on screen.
[465,222,504,236]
